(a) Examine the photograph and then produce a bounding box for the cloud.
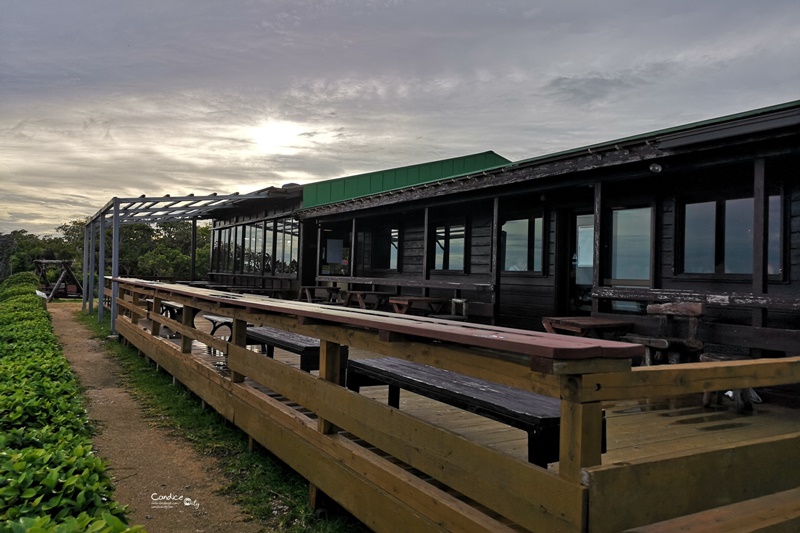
[1,0,799,234]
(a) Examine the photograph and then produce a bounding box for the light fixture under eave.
[649,163,663,174]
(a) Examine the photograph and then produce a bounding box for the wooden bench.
[202,315,348,380]
[346,357,606,468]
[623,302,704,365]
[624,486,800,532]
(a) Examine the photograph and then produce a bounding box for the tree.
[137,244,191,279]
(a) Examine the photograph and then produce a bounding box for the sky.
[1,1,798,236]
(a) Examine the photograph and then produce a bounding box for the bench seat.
[346,357,606,468]
[202,315,347,378]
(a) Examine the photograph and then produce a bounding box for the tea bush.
[0,273,141,532]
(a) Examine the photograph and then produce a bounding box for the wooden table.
[342,290,396,310]
[297,285,340,303]
[541,316,633,339]
[389,296,449,315]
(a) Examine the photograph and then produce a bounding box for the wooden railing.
[106,278,800,532]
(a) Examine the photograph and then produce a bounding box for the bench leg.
[388,385,400,408]
[527,425,560,468]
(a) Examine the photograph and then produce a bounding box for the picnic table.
[341,290,396,310]
[388,296,449,315]
[297,285,340,303]
[541,316,632,340]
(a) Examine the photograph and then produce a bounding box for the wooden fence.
[107,278,800,532]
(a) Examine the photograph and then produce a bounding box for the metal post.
[82,225,90,311]
[97,215,106,324]
[111,200,121,334]
[190,218,197,281]
[88,221,96,315]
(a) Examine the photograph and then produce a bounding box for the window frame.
[604,205,654,288]
[678,189,785,281]
[500,212,546,275]
[431,218,468,274]
[371,223,402,273]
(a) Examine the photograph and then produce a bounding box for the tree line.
[0,220,211,283]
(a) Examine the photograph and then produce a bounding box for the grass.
[72,303,367,533]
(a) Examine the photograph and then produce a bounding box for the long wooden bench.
[624,486,800,532]
[202,315,348,380]
[346,357,606,468]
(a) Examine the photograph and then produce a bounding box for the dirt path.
[50,303,265,533]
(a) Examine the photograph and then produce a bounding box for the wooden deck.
[107,279,800,532]
[161,317,800,471]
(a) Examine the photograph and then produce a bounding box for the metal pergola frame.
[83,191,275,332]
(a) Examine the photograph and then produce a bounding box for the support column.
[559,375,603,482]
[97,215,106,324]
[110,200,121,334]
[190,219,197,282]
[752,159,768,333]
[88,222,96,315]
[592,183,602,315]
[82,225,90,311]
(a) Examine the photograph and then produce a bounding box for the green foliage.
[137,244,191,279]
[0,274,138,532]
[2,219,214,285]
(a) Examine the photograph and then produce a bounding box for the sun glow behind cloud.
[246,120,340,155]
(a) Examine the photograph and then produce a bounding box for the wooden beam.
[585,432,800,533]
[573,356,800,402]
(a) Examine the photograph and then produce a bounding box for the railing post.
[150,296,162,338]
[229,317,247,383]
[310,339,344,510]
[559,375,603,482]
[180,306,199,354]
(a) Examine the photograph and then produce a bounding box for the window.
[683,195,782,276]
[243,223,263,274]
[320,222,351,276]
[610,207,652,284]
[275,218,299,274]
[501,216,544,273]
[373,226,400,271]
[434,223,465,271]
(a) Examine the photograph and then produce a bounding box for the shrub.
[0,273,141,532]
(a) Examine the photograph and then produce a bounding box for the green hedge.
[0,273,141,533]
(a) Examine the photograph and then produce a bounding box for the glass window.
[683,195,781,276]
[434,223,465,271]
[684,202,716,273]
[610,207,651,282]
[243,223,263,274]
[768,195,782,275]
[724,198,753,274]
[502,216,544,272]
[275,218,299,274]
[373,226,400,270]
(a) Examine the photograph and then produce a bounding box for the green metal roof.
[302,151,510,208]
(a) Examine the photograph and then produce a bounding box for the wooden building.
[210,100,800,357]
[89,101,800,532]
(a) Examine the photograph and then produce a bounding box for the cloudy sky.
[2,1,798,235]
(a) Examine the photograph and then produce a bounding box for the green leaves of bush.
[0,274,140,532]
